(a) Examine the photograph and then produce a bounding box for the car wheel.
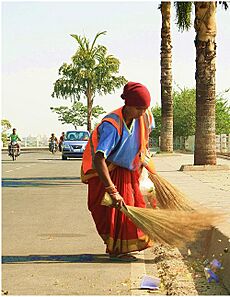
[62,155,67,160]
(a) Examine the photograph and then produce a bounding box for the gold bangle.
[109,192,119,197]
[105,184,116,190]
[106,189,118,194]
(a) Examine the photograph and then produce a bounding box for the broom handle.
[121,200,128,210]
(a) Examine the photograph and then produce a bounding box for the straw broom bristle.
[122,205,222,247]
[148,172,193,211]
[102,193,224,247]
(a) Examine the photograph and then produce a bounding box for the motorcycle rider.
[8,128,21,155]
[49,133,58,151]
[58,132,65,152]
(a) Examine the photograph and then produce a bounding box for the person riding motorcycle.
[49,133,58,152]
[8,128,21,155]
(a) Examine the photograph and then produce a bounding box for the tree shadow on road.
[2,253,151,264]
[2,177,81,187]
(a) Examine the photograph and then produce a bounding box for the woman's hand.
[105,184,123,209]
[109,192,124,209]
[94,153,124,209]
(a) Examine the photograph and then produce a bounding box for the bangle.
[107,188,118,195]
[105,184,116,190]
[109,192,119,197]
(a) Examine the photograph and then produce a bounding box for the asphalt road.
[2,151,146,295]
[3,151,230,295]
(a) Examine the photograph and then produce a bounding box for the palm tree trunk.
[194,2,217,165]
[160,2,173,153]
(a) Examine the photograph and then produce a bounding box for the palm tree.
[194,2,217,165]
[160,2,173,153]
[52,31,127,132]
[175,1,228,165]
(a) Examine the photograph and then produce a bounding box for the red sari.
[88,166,153,255]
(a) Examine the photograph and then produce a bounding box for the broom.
[148,172,194,211]
[141,151,194,211]
[101,192,222,247]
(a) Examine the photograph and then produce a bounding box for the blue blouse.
[96,119,141,170]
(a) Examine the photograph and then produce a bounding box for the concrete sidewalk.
[152,153,230,291]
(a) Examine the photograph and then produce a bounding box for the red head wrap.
[121,82,151,107]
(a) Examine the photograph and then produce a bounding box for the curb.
[179,164,230,171]
[204,227,230,292]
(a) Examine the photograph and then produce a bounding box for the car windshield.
[66,131,89,141]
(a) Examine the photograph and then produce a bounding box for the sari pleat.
[88,166,153,255]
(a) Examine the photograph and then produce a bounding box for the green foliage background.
[151,87,230,145]
[51,102,106,129]
[1,119,12,146]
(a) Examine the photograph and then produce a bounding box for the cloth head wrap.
[121,82,151,107]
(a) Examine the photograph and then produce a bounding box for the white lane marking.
[130,251,149,295]
[16,167,23,170]
[5,170,13,173]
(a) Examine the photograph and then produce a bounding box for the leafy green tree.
[1,119,12,146]
[151,87,230,146]
[173,87,196,138]
[51,102,106,130]
[150,104,161,146]
[216,92,230,135]
[52,31,127,132]
[173,88,230,137]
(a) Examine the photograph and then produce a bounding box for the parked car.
[62,130,90,160]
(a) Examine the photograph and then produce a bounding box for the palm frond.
[218,1,229,10]
[174,1,193,32]
[70,34,86,51]
[90,31,107,53]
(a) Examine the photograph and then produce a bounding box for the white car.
[62,130,90,160]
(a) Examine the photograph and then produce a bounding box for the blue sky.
[2,1,230,137]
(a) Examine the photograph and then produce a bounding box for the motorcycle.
[49,141,58,154]
[9,141,20,161]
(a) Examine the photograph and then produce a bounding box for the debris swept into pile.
[149,244,229,295]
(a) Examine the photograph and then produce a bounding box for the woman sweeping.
[81,82,155,262]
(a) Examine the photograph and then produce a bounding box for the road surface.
[2,151,229,295]
[2,151,149,295]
